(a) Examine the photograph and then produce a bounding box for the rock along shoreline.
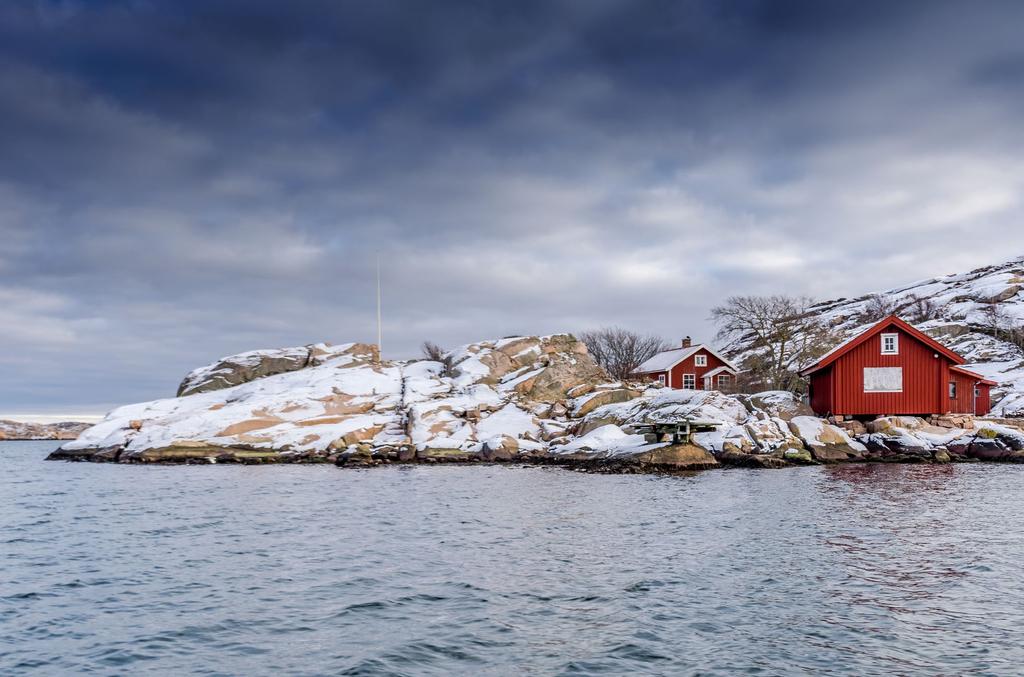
[46,334,1024,473]
[45,431,1024,473]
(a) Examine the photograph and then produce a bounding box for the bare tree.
[578,327,670,380]
[420,341,455,377]
[711,295,837,392]
[904,294,940,323]
[859,294,899,323]
[981,304,1010,340]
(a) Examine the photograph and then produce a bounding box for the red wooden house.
[800,316,996,417]
[634,337,739,391]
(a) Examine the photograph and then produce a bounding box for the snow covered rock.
[788,416,867,462]
[570,388,641,418]
[51,325,1024,471]
[177,342,376,396]
[53,334,607,464]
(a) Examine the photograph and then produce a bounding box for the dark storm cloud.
[2,0,1024,413]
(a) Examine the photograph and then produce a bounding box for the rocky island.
[48,332,1024,471]
[2,420,91,441]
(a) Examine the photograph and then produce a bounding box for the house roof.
[635,344,738,374]
[702,365,737,378]
[800,315,966,377]
[950,365,998,386]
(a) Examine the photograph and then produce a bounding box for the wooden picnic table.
[633,420,721,444]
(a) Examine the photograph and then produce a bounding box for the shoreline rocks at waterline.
[47,334,1024,472]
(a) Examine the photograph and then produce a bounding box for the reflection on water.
[3,442,1024,675]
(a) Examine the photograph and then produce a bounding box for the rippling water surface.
[4,441,1024,675]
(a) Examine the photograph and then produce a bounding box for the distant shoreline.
[0,420,92,442]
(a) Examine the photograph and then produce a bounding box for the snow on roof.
[635,344,738,374]
[635,345,702,373]
[950,365,998,385]
[702,365,736,378]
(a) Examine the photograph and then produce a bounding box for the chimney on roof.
[681,336,692,348]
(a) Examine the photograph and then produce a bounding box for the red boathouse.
[800,316,996,417]
[634,337,739,391]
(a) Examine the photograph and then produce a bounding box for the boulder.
[47,444,123,461]
[743,419,804,454]
[718,446,788,469]
[836,419,868,436]
[866,416,927,434]
[624,443,719,470]
[417,447,475,462]
[788,416,866,462]
[177,342,376,396]
[566,383,595,399]
[494,337,545,368]
[967,440,1013,461]
[981,284,1021,304]
[860,435,933,461]
[810,445,854,462]
[932,414,975,429]
[572,389,641,418]
[131,442,253,462]
[514,353,607,403]
[744,391,813,421]
[576,413,626,437]
[547,402,569,418]
[481,435,519,461]
[783,448,814,464]
[397,444,416,462]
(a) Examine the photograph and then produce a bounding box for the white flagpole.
[376,253,382,362]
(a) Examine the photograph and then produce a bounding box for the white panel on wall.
[864,367,903,392]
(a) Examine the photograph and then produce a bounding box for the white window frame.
[949,381,957,400]
[657,374,666,386]
[717,374,731,388]
[881,333,899,355]
[683,374,696,390]
[694,354,708,367]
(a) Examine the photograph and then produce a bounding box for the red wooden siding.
[830,324,945,416]
[949,373,993,415]
[949,369,976,414]
[806,317,995,417]
[644,348,733,390]
[808,367,833,416]
[975,383,991,415]
[670,349,730,390]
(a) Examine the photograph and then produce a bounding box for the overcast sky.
[3,0,1024,416]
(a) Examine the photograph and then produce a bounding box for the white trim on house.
[881,333,899,355]
[682,373,696,390]
[701,365,737,379]
[694,354,707,367]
